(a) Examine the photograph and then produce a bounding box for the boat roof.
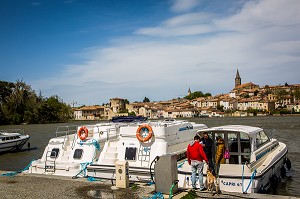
[197,125,263,137]
[0,132,21,137]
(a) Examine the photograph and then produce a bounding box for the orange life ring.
[78,126,88,140]
[136,124,153,142]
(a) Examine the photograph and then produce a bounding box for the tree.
[143,97,150,102]
[0,80,73,124]
[184,91,212,100]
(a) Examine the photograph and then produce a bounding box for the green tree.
[184,91,211,100]
[143,97,150,102]
[0,80,73,124]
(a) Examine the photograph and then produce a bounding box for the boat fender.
[78,126,88,140]
[136,124,153,142]
[280,166,286,179]
[286,158,291,171]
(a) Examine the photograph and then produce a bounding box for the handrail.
[55,125,78,150]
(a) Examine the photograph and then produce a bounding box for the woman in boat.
[215,136,225,176]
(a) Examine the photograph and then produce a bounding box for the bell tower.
[235,69,241,88]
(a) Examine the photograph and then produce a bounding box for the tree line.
[0,80,73,125]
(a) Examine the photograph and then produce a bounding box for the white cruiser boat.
[86,119,208,181]
[29,122,128,176]
[0,129,30,153]
[28,116,147,176]
[178,125,290,193]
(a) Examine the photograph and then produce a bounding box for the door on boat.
[210,131,251,166]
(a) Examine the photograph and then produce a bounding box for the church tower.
[235,69,241,88]
[188,87,191,96]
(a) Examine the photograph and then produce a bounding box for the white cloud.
[171,0,201,13]
[31,0,300,105]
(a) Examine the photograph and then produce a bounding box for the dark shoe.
[199,187,207,191]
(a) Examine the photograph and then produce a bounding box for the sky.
[1,0,300,106]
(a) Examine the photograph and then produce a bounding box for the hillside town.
[73,70,300,120]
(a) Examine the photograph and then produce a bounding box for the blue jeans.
[191,160,204,189]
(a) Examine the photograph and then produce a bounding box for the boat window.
[125,147,137,161]
[228,132,238,152]
[256,131,269,148]
[240,132,251,164]
[73,149,83,159]
[50,148,60,158]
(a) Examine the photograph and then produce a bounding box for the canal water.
[0,116,299,197]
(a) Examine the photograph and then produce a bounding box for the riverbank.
[1,171,299,199]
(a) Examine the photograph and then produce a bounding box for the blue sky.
[1,0,300,106]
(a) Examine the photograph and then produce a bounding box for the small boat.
[0,129,30,153]
[86,119,208,181]
[178,125,290,193]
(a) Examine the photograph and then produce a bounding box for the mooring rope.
[0,159,35,177]
[242,163,257,193]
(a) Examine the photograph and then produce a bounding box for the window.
[50,148,60,158]
[73,149,84,159]
[240,132,251,163]
[125,147,137,160]
[256,131,269,148]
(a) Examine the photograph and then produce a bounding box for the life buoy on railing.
[78,126,88,140]
[136,124,153,142]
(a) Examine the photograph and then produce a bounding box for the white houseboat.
[86,119,208,181]
[178,125,289,193]
[29,116,147,176]
[0,129,30,153]
[29,122,127,176]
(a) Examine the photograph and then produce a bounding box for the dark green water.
[0,116,299,197]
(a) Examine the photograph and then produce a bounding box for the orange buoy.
[136,124,153,142]
[78,126,88,140]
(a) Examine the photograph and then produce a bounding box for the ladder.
[138,145,151,165]
[45,151,56,173]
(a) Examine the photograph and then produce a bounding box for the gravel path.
[0,172,154,199]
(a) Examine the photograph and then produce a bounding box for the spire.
[235,69,241,88]
[188,87,191,95]
[236,69,240,79]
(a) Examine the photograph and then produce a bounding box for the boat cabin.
[198,125,270,165]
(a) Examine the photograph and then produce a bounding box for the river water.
[0,116,299,197]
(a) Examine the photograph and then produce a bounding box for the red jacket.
[187,141,208,164]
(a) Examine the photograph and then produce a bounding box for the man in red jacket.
[187,135,209,191]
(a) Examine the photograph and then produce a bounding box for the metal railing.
[55,125,78,150]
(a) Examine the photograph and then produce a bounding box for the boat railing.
[55,125,78,150]
[119,133,168,142]
[94,125,119,142]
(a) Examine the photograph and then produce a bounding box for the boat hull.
[0,137,30,153]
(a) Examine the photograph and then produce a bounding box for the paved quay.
[0,171,299,199]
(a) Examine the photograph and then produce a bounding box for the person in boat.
[215,136,226,176]
[200,132,213,170]
[187,135,209,191]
